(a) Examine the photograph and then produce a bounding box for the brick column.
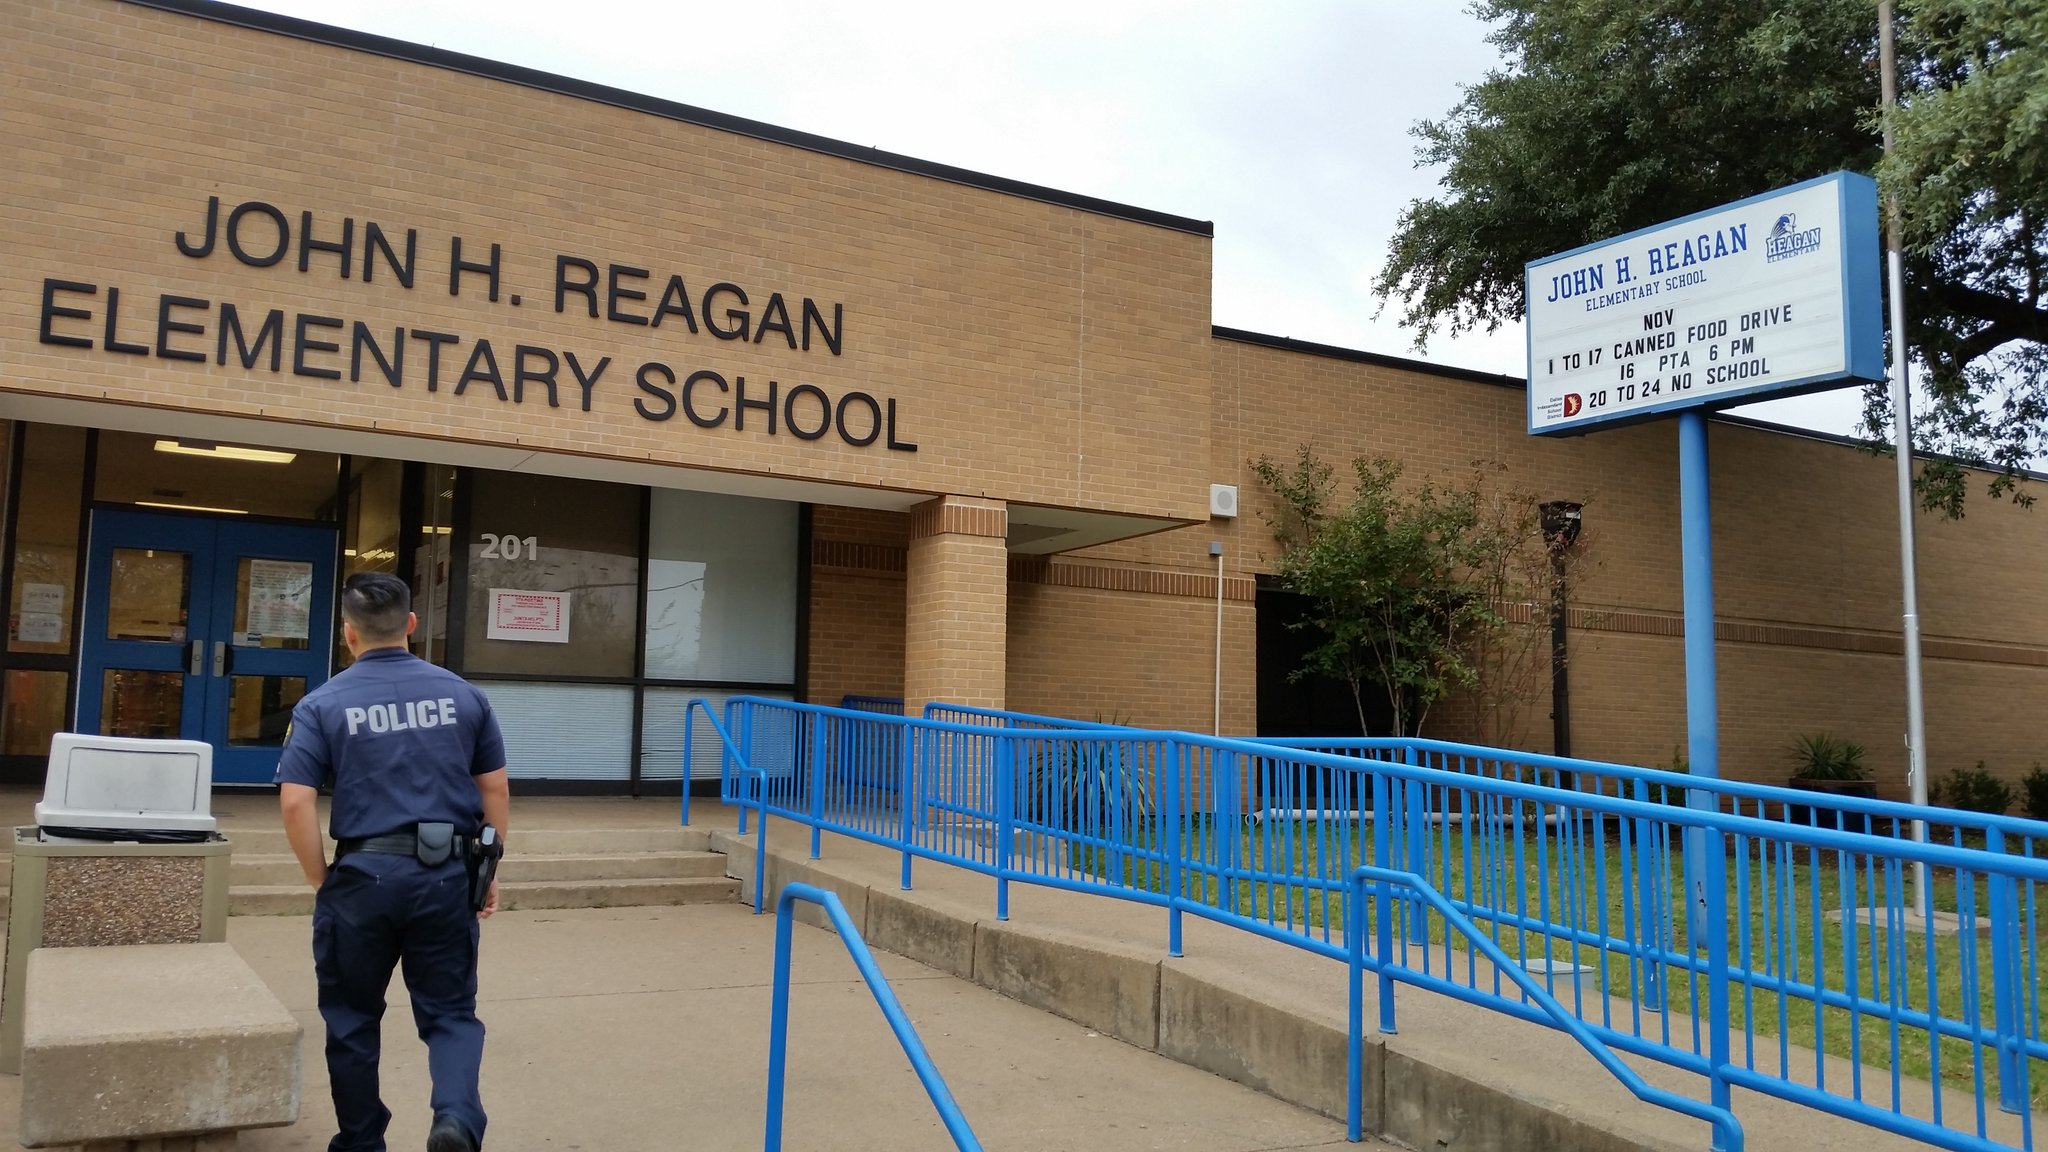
[903,495,1008,716]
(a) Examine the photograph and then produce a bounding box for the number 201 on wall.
[478,534,540,561]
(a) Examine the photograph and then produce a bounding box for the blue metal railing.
[1345,864,1745,1149]
[764,883,981,1151]
[841,695,906,715]
[681,698,768,913]
[703,696,2048,1151]
[920,702,1128,730]
[1272,733,2048,1108]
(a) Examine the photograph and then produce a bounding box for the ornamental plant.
[1787,733,1869,781]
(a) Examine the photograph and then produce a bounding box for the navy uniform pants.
[313,853,487,1152]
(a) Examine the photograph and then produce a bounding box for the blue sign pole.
[1677,408,1734,1139]
[1679,405,1712,934]
[1677,408,1717,947]
[1677,409,1718,785]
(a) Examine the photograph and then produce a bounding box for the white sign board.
[1526,172,1883,435]
[20,583,63,615]
[486,589,572,643]
[16,614,63,644]
[245,559,313,641]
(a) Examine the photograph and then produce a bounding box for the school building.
[1,0,2041,797]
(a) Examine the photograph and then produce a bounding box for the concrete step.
[219,826,711,857]
[229,850,728,887]
[494,876,741,911]
[231,875,741,916]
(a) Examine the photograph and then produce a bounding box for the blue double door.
[78,509,337,785]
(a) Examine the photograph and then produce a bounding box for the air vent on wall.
[1209,484,1239,519]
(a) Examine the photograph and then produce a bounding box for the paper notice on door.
[486,589,571,643]
[246,559,314,641]
[20,583,63,615]
[16,612,63,644]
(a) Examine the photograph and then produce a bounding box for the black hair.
[340,571,411,642]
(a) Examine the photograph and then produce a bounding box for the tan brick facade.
[4,0,2044,800]
[0,0,1213,523]
[903,497,1009,716]
[1202,336,2048,794]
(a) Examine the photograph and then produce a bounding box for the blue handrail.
[1266,733,2048,843]
[764,883,982,1152]
[682,698,769,913]
[1346,864,1745,1150]
[920,701,1130,730]
[712,695,2048,1151]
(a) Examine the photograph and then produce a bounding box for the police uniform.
[276,647,507,1152]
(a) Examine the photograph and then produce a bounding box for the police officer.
[277,572,511,1152]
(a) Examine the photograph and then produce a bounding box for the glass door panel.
[106,549,192,642]
[227,675,306,746]
[100,668,186,739]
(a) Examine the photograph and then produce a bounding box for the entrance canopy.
[0,394,1186,556]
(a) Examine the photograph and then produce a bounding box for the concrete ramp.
[0,902,1367,1151]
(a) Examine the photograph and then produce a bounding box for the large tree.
[1377,0,2046,514]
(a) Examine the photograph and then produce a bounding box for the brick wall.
[0,0,1214,522]
[1008,582,1256,735]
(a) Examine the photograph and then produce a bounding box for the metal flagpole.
[1878,0,1933,921]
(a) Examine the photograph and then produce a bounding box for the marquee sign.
[1525,172,1884,435]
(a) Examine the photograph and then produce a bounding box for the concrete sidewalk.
[0,792,1367,1150]
[0,901,1364,1151]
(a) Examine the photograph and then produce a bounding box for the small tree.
[1253,448,1495,737]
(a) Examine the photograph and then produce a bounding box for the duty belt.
[336,832,426,858]
[336,829,477,858]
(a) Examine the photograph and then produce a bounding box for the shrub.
[2020,763,2048,821]
[1787,733,1869,781]
[1637,747,1691,806]
[1931,762,2013,816]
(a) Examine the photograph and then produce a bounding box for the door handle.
[187,640,204,676]
[212,641,228,678]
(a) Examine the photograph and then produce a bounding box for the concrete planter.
[0,827,231,1072]
[1786,778,1879,833]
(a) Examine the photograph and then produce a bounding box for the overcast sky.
[231,0,1866,436]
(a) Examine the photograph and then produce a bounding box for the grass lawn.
[1043,809,2048,1111]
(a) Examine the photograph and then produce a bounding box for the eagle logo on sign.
[1563,393,1583,418]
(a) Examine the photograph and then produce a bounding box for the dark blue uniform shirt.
[275,647,507,841]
